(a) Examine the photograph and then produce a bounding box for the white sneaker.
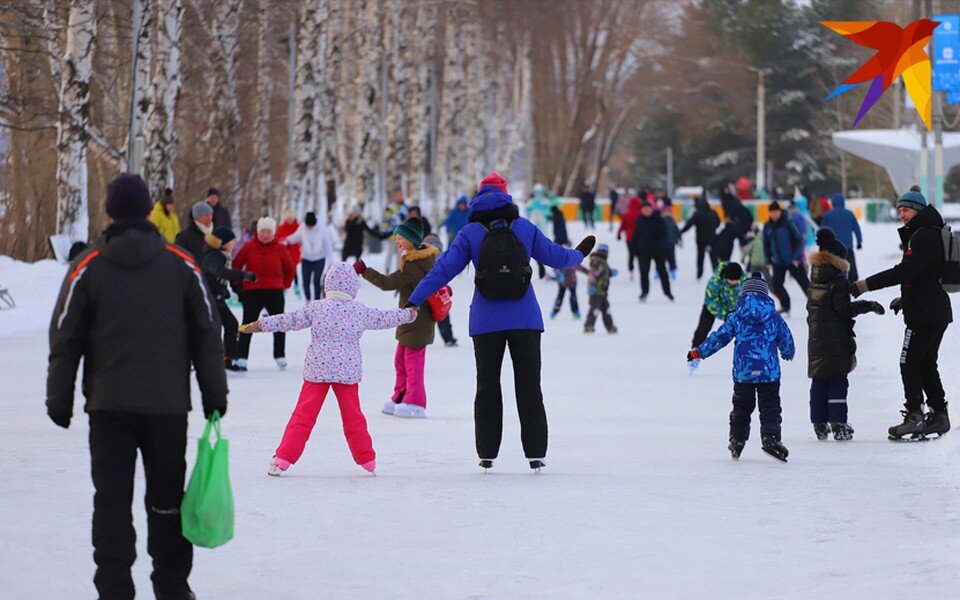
[276,357,288,370]
[393,403,427,418]
[382,400,397,415]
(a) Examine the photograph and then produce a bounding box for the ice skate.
[275,357,288,370]
[479,459,494,473]
[529,459,545,474]
[921,410,951,439]
[381,400,397,415]
[572,311,581,320]
[268,457,290,477]
[583,326,595,334]
[360,460,377,475]
[444,338,459,347]
[830,422,854,441]
[235,358,248,372]
[688,358,700,375]
[888,410,925,441]
[761,435,788,462]
[670,269,677,281]
[393,403,427,418]
[728,437,745,460]
[549,309,559,319]
[225,358,243,373]
[813,423,829,441]
[607,326,618,334]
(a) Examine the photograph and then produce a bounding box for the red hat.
[478,172,508,194]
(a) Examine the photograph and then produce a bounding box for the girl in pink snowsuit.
[241,262,416,475]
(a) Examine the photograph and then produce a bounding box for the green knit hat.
[395,217,424,247]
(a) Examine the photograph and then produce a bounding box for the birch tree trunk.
[316,0,338,220]
[143,0,182,198]
[462,3,484,188]
[385,0,412,202]
[134,0,154,145]
[254,0,273,215]
[204,0,242,217]
[55,0,96,242]
[437,1,469,208]
[354,0,383,211]
[290,0,322,217]
[407,1,438,208]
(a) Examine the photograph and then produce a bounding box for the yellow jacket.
[149,201,181,243]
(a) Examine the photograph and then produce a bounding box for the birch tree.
[55,0,96,242]
[317,0,339,220]
[462,2,484,187]
[290,0,322,216]
[437,1,469,207]
[407,0,438,208]
[143,0,183,198]
[253,0,273,214]
[353,0,383,211]
[203,0,242,214]
[385,0,412,201]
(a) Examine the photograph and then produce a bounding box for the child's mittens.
[353,260,367,275]
[686,349,700,362]
[405,307,418,322]
[239,321,262,334]
[587,284,597,296]
[610,268,619,277]
[866,301,885,315]
[243,271,258,282]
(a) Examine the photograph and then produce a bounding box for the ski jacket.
[696,292,795,384]
[363,245,439,350]
[711,223,742,262]
[704,261,745,320]
[202,246,248,301]
[762,214,804,265]
[232,237,296,292]
[260,263,414,384]
[865,204,952,327]
[617,197,643,243]
[276,219,302,264]
[741,235,766,270]
[407,186,585,336]
[47,219,227,419]
[680,199,720,245]
[148,201,181,243]
[821,194,862,252]
[445,203,470,240]
[174,221,208,263]
[630,212,667,256]
[806,250,874,380]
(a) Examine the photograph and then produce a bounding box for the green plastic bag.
[181,411,234,548]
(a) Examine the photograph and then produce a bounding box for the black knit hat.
[106,173,151,219]
[211,226,236,245]
[305,211,318,227]
[722,262,744,280]
[395,217,424,247]
[768,200,782,212]
[815,226,847,259]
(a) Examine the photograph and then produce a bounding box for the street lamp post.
[126,0,142,174]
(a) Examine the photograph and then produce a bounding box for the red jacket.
[276,219,302,264]
[233,237,295,292]
[617,197,644,243]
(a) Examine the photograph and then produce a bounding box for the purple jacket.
[259,262,414,384]
[408,186,585,336]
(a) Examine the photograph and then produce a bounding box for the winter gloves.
[866,301,885,315]
[353,260,367,275]
[849,279,869,298]
[575,236,597,258]
[890,297,903,315]
[243,271,258,282]
[48,408,70,429]
[686,349,701,362]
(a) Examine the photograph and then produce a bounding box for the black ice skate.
[888,410,925,441]
[761,435,789,462]
[830,422,854,441]
[479,459,494,472]
[529,459,545,474]
[921,410,951,439]
[728,437,745,460]
[813,423,829,441]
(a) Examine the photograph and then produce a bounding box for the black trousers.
[730,381,782,441]
[89,411,192,600]
[691,304,715,348]
[900,324,948,413]
[301,258,326,301]
[770,263,809,312]
[216,299,239,360]
[239,288,285,359]
[585,295,615,331]
[473,330,546,460]
[582,208,595,229]
[696,243,718,279]
[553,285,580,314]
[625,240,637,273]
[638,252,671,297]
[847,249,859,282]
[437,315,456,344]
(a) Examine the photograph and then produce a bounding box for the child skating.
[687,273,795,462]
[688,261,745,373]
[807,228,884,441]
[550,243,589,320]
[584,244,617,334]
[239,262,417,476]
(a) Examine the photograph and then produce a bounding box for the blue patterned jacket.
[696,292,795,383]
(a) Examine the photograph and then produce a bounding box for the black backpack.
[475,219,532,300]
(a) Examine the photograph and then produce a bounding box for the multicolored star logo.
[822,19,940,130]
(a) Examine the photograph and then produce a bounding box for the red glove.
[686,349,701,362]
[353,260,367,275]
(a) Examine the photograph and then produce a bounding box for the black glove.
[849,280,868,298]
[867,301,885,315]
[244,272,258,282]
[575,236,596,257]
[857,242,863,250]
[890,297,902,315]
[204,405,227,420]
[48,409,70,429]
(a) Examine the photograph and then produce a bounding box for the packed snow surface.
[1,223,959,599]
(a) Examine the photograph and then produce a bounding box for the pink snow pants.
[392,343,427,408]
[275,381,375,466]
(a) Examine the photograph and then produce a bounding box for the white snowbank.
[0,255,66,335]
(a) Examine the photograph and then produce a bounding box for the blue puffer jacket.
[696,292,795,384]
[762,214,804,265]
[408,186,586,336]
[821,194,862,251]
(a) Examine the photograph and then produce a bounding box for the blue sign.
[933,14,960,100]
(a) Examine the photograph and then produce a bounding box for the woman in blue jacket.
[407,173,594,472]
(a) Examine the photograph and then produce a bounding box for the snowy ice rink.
[2,222,959,599]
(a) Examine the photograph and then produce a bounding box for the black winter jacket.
[174,220,207,263]
[680,200,720,245]
[806,251,874,379]
[343,217,368,257]
[711,223,742,262]
[211,202,232,230]
[202,247,249,302]
[47,219,228,420]
[630,212,667,256]
[865,204,953,327]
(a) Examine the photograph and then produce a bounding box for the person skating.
[372,190,409,272]
[202,226,257,372]
[355,216,438,418]
[850,185,953,440]
[550,205,570,246]
[409,205,432,237]
[740,223,768,280]
[233,217,296,371]
[550,243,589,320]
[47,173,227,600]
[175,201,215,262]
[444,196,470,245]
[584,243,617,334]
[424,233,460,347]
[206,187,231,230]
[821,193,863,281]
[283,211,337,302]
[579,184,597,230]
[688,273,795,462]
[276,209,303,298]
[631,200,673,301]
[659,197,681,280]
[608,186,620,232]
[710,215,742,264]
[616,196,643,280]
[342,206,368,262]
[688,261,745,373]
[239,263,417,476]
[680,195,720,279]
[148,188,180,243]
[405,172,594,472]
[807,228,885,441]
[762,200,809,315]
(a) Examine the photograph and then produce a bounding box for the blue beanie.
[740,272,769,296]
[897,185,927,212]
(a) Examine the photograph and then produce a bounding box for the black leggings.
[216,300,239,360]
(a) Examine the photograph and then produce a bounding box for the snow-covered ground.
[2,222,959,599]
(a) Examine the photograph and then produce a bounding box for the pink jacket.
[259,262,415,384]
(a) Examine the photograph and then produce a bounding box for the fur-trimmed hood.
[809,250,849,273]
[400,244,439,270]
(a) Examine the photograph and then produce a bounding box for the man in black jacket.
[175,201,214,262]
[851,185,952,439]
[680,195,720,279]
[631,200,674,301]
[47,173,228,600]
[206,187,232,230]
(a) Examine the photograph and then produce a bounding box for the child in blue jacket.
[687,272,796,461]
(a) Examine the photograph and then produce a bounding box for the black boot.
[922,410,951,438]
[728,437,745,460]
[813,423,829,441]
[761,435,789,462]
[830,422,854,441]
[888,410,925,440]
